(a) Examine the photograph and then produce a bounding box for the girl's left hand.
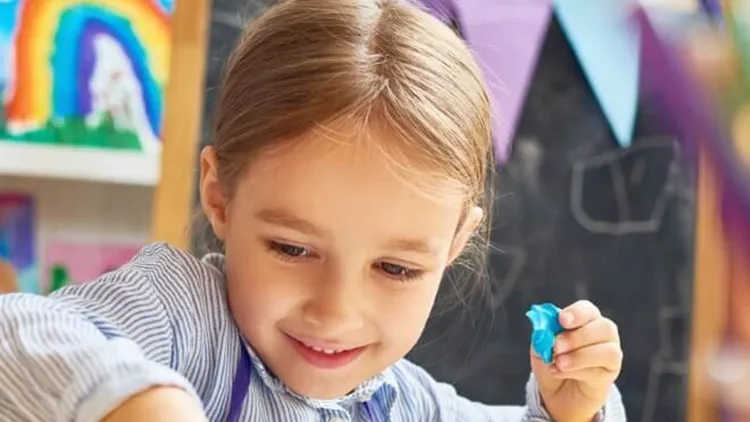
[531,300,623,422]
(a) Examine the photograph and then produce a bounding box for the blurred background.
[0,0,748,421]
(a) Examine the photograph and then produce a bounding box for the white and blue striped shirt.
[0,243,626,421]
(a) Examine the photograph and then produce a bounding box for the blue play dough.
[525,303,564,365]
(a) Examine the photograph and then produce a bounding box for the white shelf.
[0,142,161,186]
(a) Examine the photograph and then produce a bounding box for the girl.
[0,0,625,421]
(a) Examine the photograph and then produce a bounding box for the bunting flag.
[420,0,552,163]
[553,0,641,148]
[420,0,646,155]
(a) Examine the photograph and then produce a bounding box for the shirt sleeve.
[0,264,200,422]
[394,359,626,421]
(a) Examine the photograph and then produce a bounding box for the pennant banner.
[420,0,552,163]
[554,0,641,148]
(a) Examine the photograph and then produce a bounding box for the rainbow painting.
[0,193,38,294]
[0,0,174,153]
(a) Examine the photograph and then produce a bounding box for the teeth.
[306,344,345,354]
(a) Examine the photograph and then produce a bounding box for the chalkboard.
[196,3,696,421]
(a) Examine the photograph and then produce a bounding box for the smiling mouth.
[285,334,368,369]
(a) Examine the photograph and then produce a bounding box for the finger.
[554,342,622,373]
[555,318,620,354]
[549,366,618,384]
[559,300,601,329]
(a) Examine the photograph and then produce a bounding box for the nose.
[301,267,365,334]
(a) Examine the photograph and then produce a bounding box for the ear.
[447,206,484,265]
[199,146,229,241]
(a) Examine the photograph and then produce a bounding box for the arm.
[0,269,202,422]
[393,360,626,421]
[102,387,207,422]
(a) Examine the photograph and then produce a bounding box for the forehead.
[252,124,468,202]
[235,127,466,238]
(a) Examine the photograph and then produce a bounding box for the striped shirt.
[0,243,626,421]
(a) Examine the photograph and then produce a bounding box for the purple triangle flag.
[419,0,552,163]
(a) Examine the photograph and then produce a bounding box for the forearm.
[102,387,207,422]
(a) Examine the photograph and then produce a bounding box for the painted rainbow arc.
[4,0,171,137]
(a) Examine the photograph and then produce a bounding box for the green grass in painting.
[0,105,142,151]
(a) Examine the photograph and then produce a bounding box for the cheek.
[377,277,442,347]
[227,256,305,320]
[223,227,308,328]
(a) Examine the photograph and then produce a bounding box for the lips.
[285,334,367,369]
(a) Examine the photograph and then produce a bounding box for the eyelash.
[267,240,315,261]
[375,261,425,283]
[266,240,425,282]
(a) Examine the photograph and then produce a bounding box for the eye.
[267,240,313,260]
[376,261,424,282]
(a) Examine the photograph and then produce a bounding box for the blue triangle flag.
[553,0,640,147]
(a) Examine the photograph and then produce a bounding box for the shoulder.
[113,242,234,338]
[123,242,229,310]
[50,242,234,352]
[50,242,226,318]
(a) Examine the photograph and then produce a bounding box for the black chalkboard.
[196,3,696,421]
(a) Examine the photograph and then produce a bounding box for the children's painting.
[0,0,174,153]
[0,194,38,294]
[44,241,141,293]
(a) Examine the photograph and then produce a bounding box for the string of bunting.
[419,0,721,163]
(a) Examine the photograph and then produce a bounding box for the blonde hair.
[209,0,493,292]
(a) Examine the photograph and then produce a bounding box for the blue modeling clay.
[525,303,564,365]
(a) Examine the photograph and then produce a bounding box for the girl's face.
[200,129,481,399]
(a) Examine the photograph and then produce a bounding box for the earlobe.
[199,146,229,240]
[448,206,484,265]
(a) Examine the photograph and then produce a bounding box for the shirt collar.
[243,339,399,410]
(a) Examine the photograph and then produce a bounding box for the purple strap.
[363,400,380,422]
[226,342,252,422]
[225,340,382,421]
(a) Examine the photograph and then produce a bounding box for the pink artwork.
[44,241,141,293]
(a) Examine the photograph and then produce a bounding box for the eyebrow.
[255,208,327,237]
[255,208,440,256]
[384,238,440,256]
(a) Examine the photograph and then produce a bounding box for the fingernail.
[556,340,568,354]
[560,312,574,326]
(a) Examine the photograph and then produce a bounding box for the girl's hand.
[531,300,623,422]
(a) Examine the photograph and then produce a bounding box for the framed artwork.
[0,0,174,154]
